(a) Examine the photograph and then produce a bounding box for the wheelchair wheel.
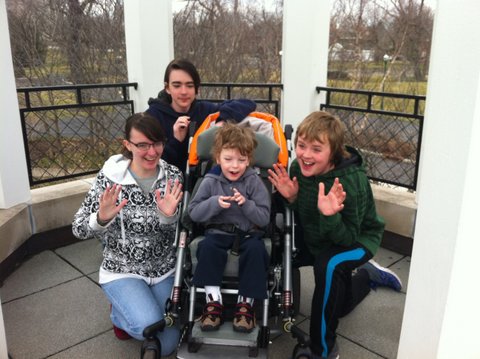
[141,349,158,359]
[141,338,160,359]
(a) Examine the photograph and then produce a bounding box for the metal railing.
[316,86,425,190]
[199,82,283,118]
[17,83,138,186]
[17,82,282,187]
[17,82,422,189]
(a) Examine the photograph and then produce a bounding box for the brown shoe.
[233,302,256,333]
[200,301,224,331]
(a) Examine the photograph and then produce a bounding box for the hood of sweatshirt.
[102,154,169,185]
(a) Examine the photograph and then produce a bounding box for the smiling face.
[165,69,196,113]
[123,128,163,178]
[295,134,334,177]
[216,148,250,182]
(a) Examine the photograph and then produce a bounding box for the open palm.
[98,184,128,222]
[156,179,183,217]
[267,163,299,202]
[317,178,346,216]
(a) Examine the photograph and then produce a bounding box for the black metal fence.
[17,83,138,186]
[17,83,423,189]
[17,82,283,187]
[200,83,283,118]
[316,86,425,190]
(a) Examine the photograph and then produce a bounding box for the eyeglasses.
[128,141,165,151]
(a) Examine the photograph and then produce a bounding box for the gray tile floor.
[1,239,409,359]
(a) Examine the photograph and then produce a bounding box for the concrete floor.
[1,239,409,359]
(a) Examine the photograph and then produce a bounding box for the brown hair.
[295,111,350,166]
[164,58,201,94]
[122,112,166,159]
[212,123,257,164]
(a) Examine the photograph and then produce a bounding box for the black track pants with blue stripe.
[309,243,372,357]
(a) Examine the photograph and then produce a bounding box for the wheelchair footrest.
[189,320,260,347]
[177,342,268,359]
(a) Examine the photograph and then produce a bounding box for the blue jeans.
[193,232,269,299]
[101,276,180,356]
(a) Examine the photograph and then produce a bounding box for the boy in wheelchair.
[188,122,271,334]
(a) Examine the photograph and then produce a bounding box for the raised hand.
[98,184,128,223]
[232,188,246,206]
[268,163,299,203]
[173,116,191,142]
[156,179,183,217]
[317,177,346,216]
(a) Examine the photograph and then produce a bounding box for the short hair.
[164,59,201,94]
[212,123,257,164]
[294,111,350,166]
[122,112,166,159]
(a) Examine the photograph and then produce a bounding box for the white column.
[281,0,331,129]
[124,0,174,113]
[0,0,31,209]
[398,1,480,358]
[1,1,31,355]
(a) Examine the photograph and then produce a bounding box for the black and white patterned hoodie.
[72,154,183,284]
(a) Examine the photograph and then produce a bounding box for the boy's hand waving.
[317,177,346,216]
[268,163,299,203]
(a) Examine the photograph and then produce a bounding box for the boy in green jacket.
[268,111,402,359]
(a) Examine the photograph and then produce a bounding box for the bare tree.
[7,0,432,97]
[385,0,433,81]
[7,0,128,184]
[328,0,433,95]
[7,0,51,82]
[173,0,282,85]
[7,0,126,87]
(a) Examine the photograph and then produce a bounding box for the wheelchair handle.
[142,319,166,339]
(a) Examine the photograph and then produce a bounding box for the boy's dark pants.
[296,237,372,357]
[193,232,269,300]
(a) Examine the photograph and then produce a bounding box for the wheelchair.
[142,112,300,359]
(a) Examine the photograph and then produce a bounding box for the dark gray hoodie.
[188,166,270,232]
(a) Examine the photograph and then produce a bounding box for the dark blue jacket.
[146,90,256,171]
